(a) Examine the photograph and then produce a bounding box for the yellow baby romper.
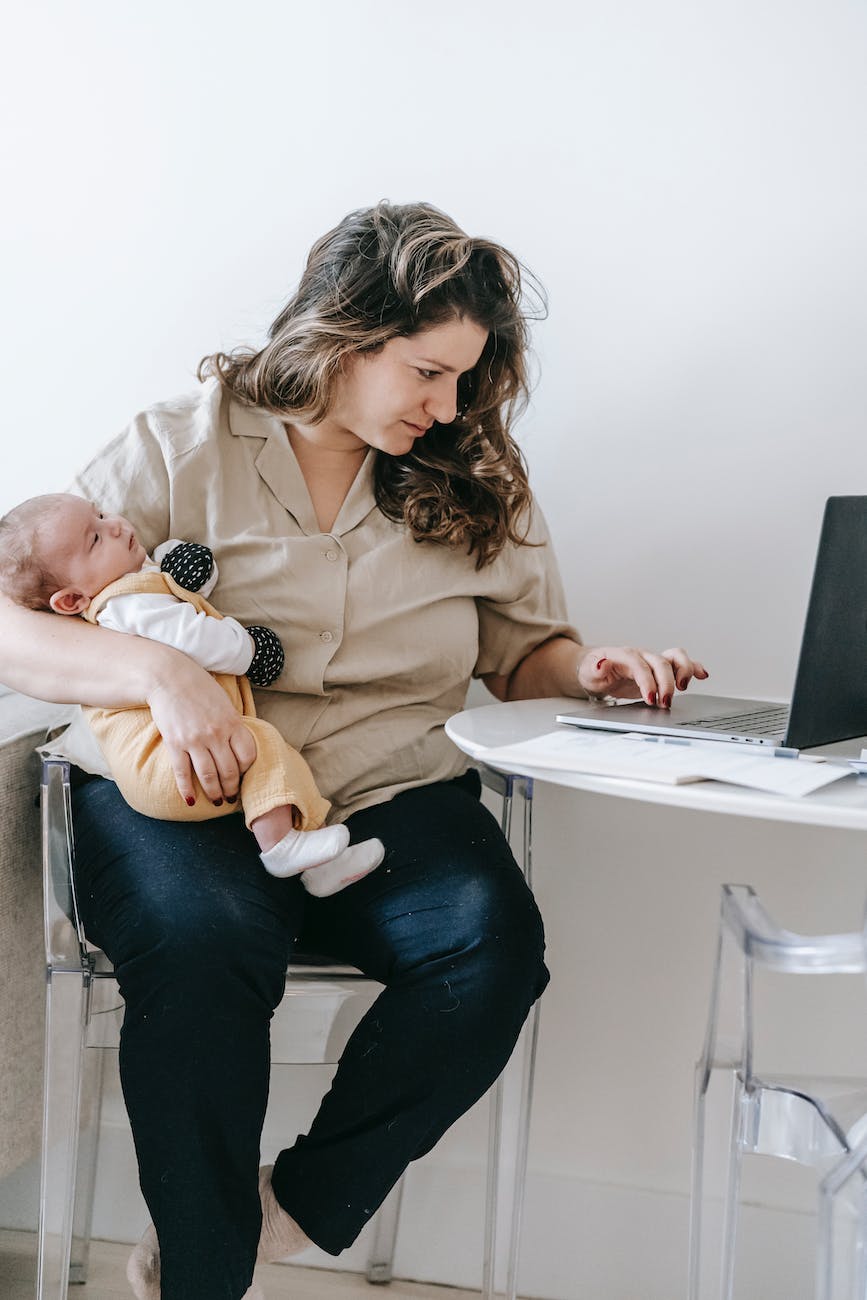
[82,568,331,830]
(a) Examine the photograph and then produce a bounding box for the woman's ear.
[49,587,90,616]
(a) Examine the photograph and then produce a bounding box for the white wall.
[4,3,867,1296]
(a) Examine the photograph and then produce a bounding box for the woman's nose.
[424,380,458,426]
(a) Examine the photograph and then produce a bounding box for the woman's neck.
[284,422,369,533]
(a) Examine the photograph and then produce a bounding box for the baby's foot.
[260,824,350,878]
[301,838,385,897]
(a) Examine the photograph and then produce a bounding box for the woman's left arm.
[483,635,709,705]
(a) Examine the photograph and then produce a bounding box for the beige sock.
[257,1164,311,1263]
[126,1222,159,1300]
[127,1220,264,1299]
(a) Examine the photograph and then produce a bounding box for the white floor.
[0,1232,493,1300]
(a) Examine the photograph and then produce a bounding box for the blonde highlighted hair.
[200,201,546,567]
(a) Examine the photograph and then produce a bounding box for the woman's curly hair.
[200,201,546,567]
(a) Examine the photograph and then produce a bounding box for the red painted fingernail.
[185,796,196,807]
[212,797,223,807]
[647,693,656,705]
[679,678,687,690]
[226,794,238,804]
[596,658,607,671]
[662,694,672,708]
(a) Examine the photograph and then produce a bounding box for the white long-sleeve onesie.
[95,543,255,676]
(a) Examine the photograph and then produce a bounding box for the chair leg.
[38,970,89,1300]
[816,1134,867,1300]
[504,999,542,1300]
[483,1075,504,1300]
[365,1174,406,1284]
[68,1047,107,1284]
[688,1066,745,1300]
[482,774,538,1300]
[481,999,541,1300]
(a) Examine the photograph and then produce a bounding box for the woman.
[0,201,707,1300]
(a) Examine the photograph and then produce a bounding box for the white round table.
[446,696,867,831]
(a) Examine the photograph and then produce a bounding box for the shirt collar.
[227,397,377,537]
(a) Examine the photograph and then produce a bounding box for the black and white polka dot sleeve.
[245,625,285,686]
[159,542,216,593]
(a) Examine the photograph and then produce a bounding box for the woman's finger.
[640,652,677,708]
[187,747,227,806]
[601,648,659,704]
[229,724,258,774]
[166,747,198,808]
[210,739,244,803]
[661,648,711,691]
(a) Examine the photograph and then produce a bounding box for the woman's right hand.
[147,659,258,806]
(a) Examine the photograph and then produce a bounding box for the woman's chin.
[375,431,417,456]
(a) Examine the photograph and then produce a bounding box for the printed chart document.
[475,731,851,797]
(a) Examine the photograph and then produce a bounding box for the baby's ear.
[49,588,90,616]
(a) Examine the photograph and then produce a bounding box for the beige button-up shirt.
[68,380,579,821]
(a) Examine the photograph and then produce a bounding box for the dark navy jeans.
[72,769,549,1300]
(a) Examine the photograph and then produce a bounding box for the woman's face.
[327,316,489,456]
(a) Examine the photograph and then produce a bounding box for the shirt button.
[324,549,339,562]
[319,631,334,643]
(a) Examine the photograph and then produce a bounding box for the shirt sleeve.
[474,501,581,679]
[97,593,254,676]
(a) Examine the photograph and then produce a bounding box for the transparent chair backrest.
[721,883,866,975]
[41,758,89,971]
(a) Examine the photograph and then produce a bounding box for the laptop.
[556,496,867,756]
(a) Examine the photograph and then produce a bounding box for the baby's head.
[0,493,146,613]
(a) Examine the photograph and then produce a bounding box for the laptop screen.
[785,495,867,748]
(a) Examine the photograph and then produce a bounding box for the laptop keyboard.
[675,707,790,737]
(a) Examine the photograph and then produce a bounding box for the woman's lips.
[403,421,430,435]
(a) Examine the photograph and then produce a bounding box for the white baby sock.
[301,838,385,897]
[260,824,350,878]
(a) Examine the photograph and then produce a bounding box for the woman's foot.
[257,1164,311,1263]
[126,1221,264,1298]
[300,837,385,897]
[259,823,350,877]
[126,1222,159,1300]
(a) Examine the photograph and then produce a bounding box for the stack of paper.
[476,731,850,797]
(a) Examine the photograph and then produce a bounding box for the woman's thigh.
[71,771,547,1004]
[300,772,548,995]
[71,774,302,1002]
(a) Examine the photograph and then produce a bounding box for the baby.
[0,493,383,896]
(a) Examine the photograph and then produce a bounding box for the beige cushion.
[0,695,74,1178]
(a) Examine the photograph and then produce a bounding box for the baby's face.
[45,495,147,600]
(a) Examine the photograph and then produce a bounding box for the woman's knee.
[442,866,549,1002]
[375,861,549,1025]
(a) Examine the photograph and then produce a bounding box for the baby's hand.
[158,542,215,593]
[246,625,285,686]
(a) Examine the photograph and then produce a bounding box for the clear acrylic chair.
[38,756,539,1300]
[689,882,867,1300]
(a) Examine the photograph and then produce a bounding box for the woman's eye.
[416,368,439,380]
